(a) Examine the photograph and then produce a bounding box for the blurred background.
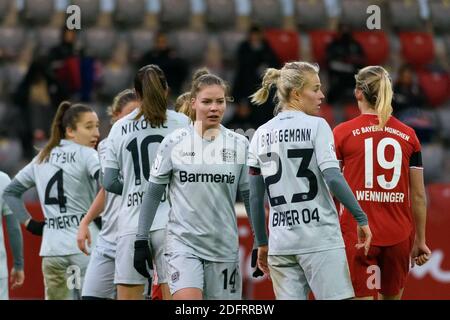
[1,0,450,299]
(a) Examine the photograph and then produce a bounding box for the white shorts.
[42,253,90,300]
[166,252,242,300]
[149,229,168,284]
[82,237,116,299]
[114,234,147,285]
[0,277,8,300]
[268,248,354,300]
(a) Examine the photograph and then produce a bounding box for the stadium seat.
[426,183,450,218]
[318,103,336,128]
[0,27,26,59]
[71,0,100,27]
[82,28,117,60]
[0,0,11,23]
[205,0,237,30]
[160,0,191,29]
[250,0,283,28]
[295,0,328,30]
[264,29,300,64]
[418,70,450,107]
[98,65,134,100]
[114,0,146,27]
[399,32,435,67]
[128,29,155,62]
[436,107,450,142]
[422,143,445,183]
[429,0,450,34]
[340,0,371,29]
[343,103,360,121]
[3,62,27,96]
[36,28,61,56]
[218,30,246,64]
[169,31,209,64]
[22,0,55,25]
[388,0,423,30]
[309,30,337,66]
[352,31,390,65]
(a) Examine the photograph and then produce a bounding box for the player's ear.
[191,97,196,111]
[354,88,364,102]
[65,126,75,139]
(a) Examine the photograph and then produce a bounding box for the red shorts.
[344,234,413,297]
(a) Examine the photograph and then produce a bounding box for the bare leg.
[117,284,145,300]
[173,287,203,300]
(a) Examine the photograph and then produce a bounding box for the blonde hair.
[250,61,320,115]
[134,65,168,126]
[37,101,93,163]
[107,89,138,124]
[355,65,393,129]
[178,68,231,122]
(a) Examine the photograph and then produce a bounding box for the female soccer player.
[134,72,252,300]
[3,101,101,300]
[102,65,189,300]
[77,89,139,299]
[333,65,431,300]
[248,61,372,300]
[0,171,24,300]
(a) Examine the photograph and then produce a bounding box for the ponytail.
[37,101,71,163]
[250,68,281,105]
[176,92,195,121]
[374,72,393,129]
[134,65,168,127]
[37,101,94,163]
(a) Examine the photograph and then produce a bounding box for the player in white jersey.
[76,89,139,299]
[3,102,101,300]
[247,62,372,300]
[134,72,252,300]
[0,171,24,299]
[103,65,189,300]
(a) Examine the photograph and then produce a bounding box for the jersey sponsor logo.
[45,214,85,230]
[179,151,196,157]
[171,271,180,283]
[121,120,168,136]
[179,170,236,184]
[355,190,405,203]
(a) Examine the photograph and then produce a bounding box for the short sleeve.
[83,147,101,179]
[0,172,13,216]
[149,135,174,185]
[104,126,120,170]
[247,131,261,169]
[14,160,37,189]
[332,126,343,162]
[238,139,250,191]
[314,119,340,172]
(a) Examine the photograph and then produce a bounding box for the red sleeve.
[332,127,344,162]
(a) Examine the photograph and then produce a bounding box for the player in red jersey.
[333,66,431,300]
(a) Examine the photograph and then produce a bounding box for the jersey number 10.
[364,137,402,190]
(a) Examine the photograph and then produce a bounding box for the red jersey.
[333,114,422,246]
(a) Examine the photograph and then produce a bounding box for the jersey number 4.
[364,137,402,190]
[261,148,318,207]
[44,169,67,213]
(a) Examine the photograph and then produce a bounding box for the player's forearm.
[103,168,123,195]
[136,182,167,241]
[249,175,269,247]
[81,188,106,226]
[240,189,255,234]
[5,214,24,270]
[3,179,32,224]
[322,167,368,226]
[411,192,427,243]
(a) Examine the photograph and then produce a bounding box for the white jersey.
[150,125,249,262]
[247,110,344,255]
[97,139,120,244]
[15,140,100,256]
[104,109,189,237]
[0,172,13,279]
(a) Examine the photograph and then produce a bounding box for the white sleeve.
[14,160,37,189]
[104,126,120,170]
[149,136,174,185]
[314,119,340,172]
[247,131,261,169]
[239,139,250,190]
[83,147,101,178]
[0,173,12,216]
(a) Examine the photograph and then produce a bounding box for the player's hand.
[411,241,431,268]
[10,267,25,290]
[251,248,264,278]
[257,245,270,277]
[77,221,91,255]
[356,224,372,256]
[134,240,153,278]
[25,219,45,236]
